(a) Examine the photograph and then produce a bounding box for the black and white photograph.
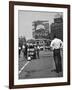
[9,1,70,89]
[18,11,63,79]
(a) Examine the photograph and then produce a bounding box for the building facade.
[50,17,63,41]
[32,20,51,50]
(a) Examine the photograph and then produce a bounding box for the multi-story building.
[50,17,63,41]
[32,20,51,50]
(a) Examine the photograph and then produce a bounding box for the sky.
[18,10,62,40]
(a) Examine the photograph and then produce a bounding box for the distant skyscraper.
[50,17,63,41]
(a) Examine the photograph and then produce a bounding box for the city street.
[19,50,63,79]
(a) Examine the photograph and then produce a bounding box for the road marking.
[19,61,30,74]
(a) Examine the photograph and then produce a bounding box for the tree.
[22,36,26,44]
[19,36,26,47]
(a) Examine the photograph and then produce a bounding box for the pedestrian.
[22,44,25,58]
[22,43,28,59]
[19,46,22,58]
[19,43,22,58]
[50,35,63,76]
[36,44,40,59]
[34,45,37,59]
[24,44,27,59]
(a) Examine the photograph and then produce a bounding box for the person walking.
[22,44,25,57]
[19,43,22,58]
[22,43,27,59]
[19,46,22,58]
[24,44,27,59]
[36,44,40,59]
[34,45,37,59]
[50,35,63,77]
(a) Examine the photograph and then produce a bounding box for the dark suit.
[53,49,62,73]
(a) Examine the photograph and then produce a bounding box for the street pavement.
[19,50,63,79]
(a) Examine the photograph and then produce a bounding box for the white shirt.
[22,45,25,49]
[37,46,40,49]
[19,47,21,50]
[50,38,63,50]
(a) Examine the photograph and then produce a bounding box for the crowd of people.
[19,35,63,76]
[19,43,40,60]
